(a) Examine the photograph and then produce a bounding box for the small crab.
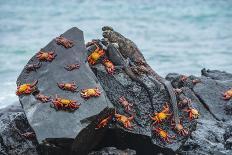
[119,96,133,112]
[95,116,112,130]
[150,103,172,125]
[87,43,105,65]
[184,107,199,120]
[64,63,80,71]
[115,112,134,129]
[36,50,56,62]
[16,80,38,96]
[171,119,189,136]
[21,132,36,140]
[26,62,41,73]
[153,127,176,143]
[80,87,101,99]
[180,75,188,82]
[178,98,191,108]
[51,95,81,111]
[57,82,77,92]
[222,88,232,100]
[103,59,115,74]
[55,36,74,48]
[174,88,183,94]
[35,93,51,103]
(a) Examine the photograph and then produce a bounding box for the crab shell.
[87,48,105,65]
[36,51,56,62]
[223,89,232,100]
[115,114,134,129]
[95,116,112,130]
[52,97,80,111]
[153,127,175,143]
[103,59,115,74]
[57,82,77,92]
[171,119,189,136]
[16,81,38,96]
[119,96,133,112]
[35,94,51,103]
[64,64,80,71]
[56,36,74,48]
[81,87,101,99]
[150,103,172,124]
[184,108,199,120]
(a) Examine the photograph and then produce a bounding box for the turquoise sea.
[0,0,232,108]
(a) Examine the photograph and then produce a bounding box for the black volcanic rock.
[88,147,136,155]
[16,27,113,150]
[166,69,232,155]
[0,104,38,155]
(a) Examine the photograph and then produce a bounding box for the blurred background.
[0,0,231,108]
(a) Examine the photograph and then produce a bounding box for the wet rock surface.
[0,103,39,155]
[1,27,230,155]
[166,69,232,155]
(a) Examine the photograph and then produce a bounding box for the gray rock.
[16,27,113,150]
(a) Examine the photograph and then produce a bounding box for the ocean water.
[0,0,232,108]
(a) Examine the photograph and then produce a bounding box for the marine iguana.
[105,43,155,111]
[101,26,181,126]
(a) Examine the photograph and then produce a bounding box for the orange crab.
[150,103,172,125]
[95,116,112,130]
[80,87,101,99]
[51,95,81,111]
[16,80,38,96]
[184,107,199,120]
[87,43,105,65]
[171,119,189,136]
[222,88,232,100]
[115,112,134,129]
[153,127,175,143]
[103,58,115,74]
[57,82,77,92]
[36,50,56,62]
[55,36,74,48]
[119,96,133,112]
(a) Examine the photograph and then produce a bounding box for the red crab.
[153,127,176,143]
[25,62,41,73]
[64,63,80,71]
[80,87,101,99]
[222,88,232,100]
[21,132,36,140]
[119,96,133,112]
[55,36,74,48]
[36,50,56,62]
[103,59,115,74]
[57,82,77,92]
[115,112,134,129]
[95,116,112,130]
[51,95,81,111]
[16,80,38,96]
[184,107,199,120]
[35,93,51,103]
